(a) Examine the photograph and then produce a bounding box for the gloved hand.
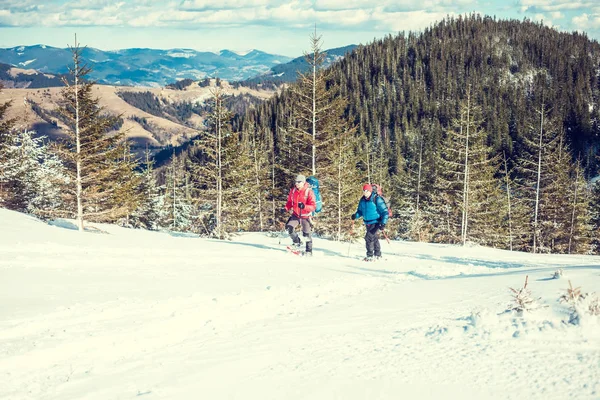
[351,214,356,220]
[378,223,386,231]
[298,202,305,209]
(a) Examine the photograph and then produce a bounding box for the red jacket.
[285,183,316,218]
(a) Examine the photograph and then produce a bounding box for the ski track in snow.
[0,209,599,400]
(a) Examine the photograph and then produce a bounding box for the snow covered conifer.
[1,129,68,216]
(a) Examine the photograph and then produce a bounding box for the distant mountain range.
[0,44,359,88]
[0,45,292,87]
[241,45,357,86]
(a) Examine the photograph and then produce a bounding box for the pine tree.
[160,152,193,232]
[6,130,68,217]
[590,180,600,254]
[189,85,259,238]
[317,118,360,240]
[246,128,272,231]
[513,84,583,253]
[287,28,349,176]
[129,149,162,230]
[432,89,505,246]
[189,85,229,237]
[395,128,432,241]
[220,130,256,233]
[55,37,139,231]
[565,160,592,254]
[0,85,18,207]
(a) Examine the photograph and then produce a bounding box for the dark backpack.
[371,184,392,217]
[306,176,323,213]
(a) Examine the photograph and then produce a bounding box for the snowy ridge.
[0,208,599,399]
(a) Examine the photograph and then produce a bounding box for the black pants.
[365,224,381,257]
[286,215,313,252]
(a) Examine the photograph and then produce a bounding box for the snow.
[224,49,254,56]
[167,51,196,58]
[1,208,599,400]
[18,59,36,67]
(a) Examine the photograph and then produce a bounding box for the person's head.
[362,183,372,198]
[295,174,306,189]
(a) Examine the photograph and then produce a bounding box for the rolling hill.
[0,79,278,159]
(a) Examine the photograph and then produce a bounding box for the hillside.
[0,79,278,156]
[0,63,68,88]
[1,207,599,399]
[240,16,600,176]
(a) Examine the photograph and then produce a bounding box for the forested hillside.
[238,15,600,175]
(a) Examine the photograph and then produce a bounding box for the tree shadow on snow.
[218,239,284,252]
[390,251,536,270]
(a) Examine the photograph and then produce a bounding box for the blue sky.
[0,0,599,57]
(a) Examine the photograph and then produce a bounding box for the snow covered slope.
[0,208,598,399]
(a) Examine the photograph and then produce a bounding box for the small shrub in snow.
[508,275,542,314]
[559,281,599,325]
[587,295,600,317]
[558,280,585,306]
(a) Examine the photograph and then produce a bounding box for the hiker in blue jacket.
[351,183,389,261]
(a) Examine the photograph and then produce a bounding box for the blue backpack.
[306,176,323,213]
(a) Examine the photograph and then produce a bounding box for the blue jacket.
[353,194,389,225]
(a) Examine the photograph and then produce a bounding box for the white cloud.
[180,0,276,11]
[372,10,456,32]
[0,0,596,50]
[532,13,555,27]
[314,0,378,10]
[518,0,595,13]
[572,13,600,29]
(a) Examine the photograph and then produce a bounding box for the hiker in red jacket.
[285,174,317,256]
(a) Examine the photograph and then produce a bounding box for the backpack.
[371,184,392,217]
[306,176,323,213]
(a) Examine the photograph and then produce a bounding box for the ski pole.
[381,229,390,244]
[278,221,286,245]
[347,221,355,256]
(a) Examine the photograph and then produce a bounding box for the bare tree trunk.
[252,136,264,231]
[271,133,276,230]
[568,161,581,254]
[461,91,470,245]
[337,143,343,241]
[416,134,423,214]
[216,94,222,239]
[73,35,84,232]
[172,162,176,229]
[366,141,371,184]
[503,151,513,251]
[311,30,317,177]
[533,101,545,253]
